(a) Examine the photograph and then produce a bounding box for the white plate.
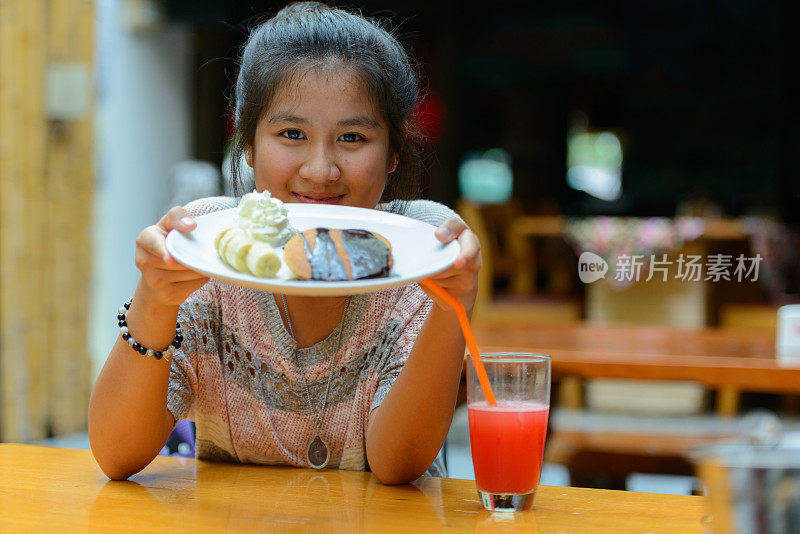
[165,204,460,296]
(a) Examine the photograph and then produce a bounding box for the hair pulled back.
[231,1,421,201]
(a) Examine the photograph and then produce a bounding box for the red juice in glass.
[468,401,549,495]
[466,353,550,512]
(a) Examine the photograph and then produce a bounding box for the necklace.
[280,293,350,469]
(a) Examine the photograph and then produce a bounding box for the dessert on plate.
[215,190,394,282]
[284,228,392,281]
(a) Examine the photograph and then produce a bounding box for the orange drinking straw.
[420,278,497,406]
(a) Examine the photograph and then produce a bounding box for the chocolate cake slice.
[284,228,392,281]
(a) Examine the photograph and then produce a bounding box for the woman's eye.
[281,130,305,140]
[339,133,364,143]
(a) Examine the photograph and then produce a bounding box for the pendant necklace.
[281,293,350,469]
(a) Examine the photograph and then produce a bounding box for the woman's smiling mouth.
[292,192,345,204]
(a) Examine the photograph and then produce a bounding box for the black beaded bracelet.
[118,299,183,361]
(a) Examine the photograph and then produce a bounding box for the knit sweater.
[167,197,460,478]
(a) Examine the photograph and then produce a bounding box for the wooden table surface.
[510,215,749,240]
[471,321,800,394]
[0,444,707,533]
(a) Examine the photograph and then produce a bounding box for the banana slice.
[245,241,281,278]
[216,227,238,261]
[215,227,232,255]
[216,224,285,278]
[224,228,253,272]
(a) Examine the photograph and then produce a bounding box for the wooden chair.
[455,198,581,325]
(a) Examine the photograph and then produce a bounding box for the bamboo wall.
[0,0,94,442]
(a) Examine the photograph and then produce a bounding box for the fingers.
[138,207,197,267]
[136,225,166,259]
[434,218,467,244]
[134,206,206,307]
[426,250,481,299]
[160,207,197,267]
[454,229,481,270]
[159,206,197,234]
[434,218,481,269]
[136,226,185,268]
[136,244,202,280]
[136,208,201,281]
[425,221,482,311]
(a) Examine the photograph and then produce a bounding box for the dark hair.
[230,1,422,201]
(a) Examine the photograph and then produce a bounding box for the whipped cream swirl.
[235,189,297,247]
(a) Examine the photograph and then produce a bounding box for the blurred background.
[1,0,799,495]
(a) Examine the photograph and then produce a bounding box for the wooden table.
[0,444,706,533]
[472,321,792,395]
[509,215,749,241]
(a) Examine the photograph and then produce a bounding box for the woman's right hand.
[134,206,209,307]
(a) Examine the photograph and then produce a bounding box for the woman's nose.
[299,143,340,183]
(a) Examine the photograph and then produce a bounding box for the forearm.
[88,280,178,479]
[366,306,467,484]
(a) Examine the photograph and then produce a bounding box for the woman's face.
[245,69,397,209]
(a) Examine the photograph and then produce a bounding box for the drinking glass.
[467,353,551,512]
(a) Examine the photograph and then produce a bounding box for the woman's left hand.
[420,218,482,312]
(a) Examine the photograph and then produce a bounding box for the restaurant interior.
[1,0,799,530]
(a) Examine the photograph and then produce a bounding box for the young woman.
[89,2,480,485]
